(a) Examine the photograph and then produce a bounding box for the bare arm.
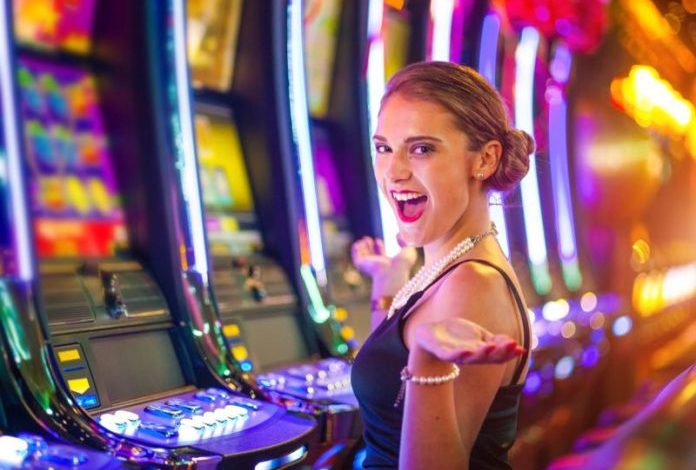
[399,263,525,469]
[351,237,417,332]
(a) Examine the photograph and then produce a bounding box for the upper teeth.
[392,192,423,202]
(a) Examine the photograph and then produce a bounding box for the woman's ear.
[471,140,502,181]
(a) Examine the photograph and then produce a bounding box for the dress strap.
[458,259,531,385]
[395,258,531,385]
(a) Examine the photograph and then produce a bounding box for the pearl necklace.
[387,224,498,319]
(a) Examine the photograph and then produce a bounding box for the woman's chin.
[397,230,426,248]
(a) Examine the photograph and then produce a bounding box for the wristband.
[371,296,394,311]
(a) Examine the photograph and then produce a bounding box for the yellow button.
[231,345,248,361]
[68,378,91,395]
[340,326,355,340]
[223,324,240,338]
[334,308,348,322]
[58,349,81,363]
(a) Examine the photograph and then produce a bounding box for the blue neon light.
[288,0,327,281]
[478,13,500,84]
[548,44,582,291]
[477,13,510,258]
[0,4,33,280]
[514,27,551,294]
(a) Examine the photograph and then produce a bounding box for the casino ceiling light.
[611,65,696,159]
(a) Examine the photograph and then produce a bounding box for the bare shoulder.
[409,259,517,334]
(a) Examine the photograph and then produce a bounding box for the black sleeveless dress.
[351,259,531,469]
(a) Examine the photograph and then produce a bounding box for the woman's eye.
[411,145,433,155]
[375,144,391,154]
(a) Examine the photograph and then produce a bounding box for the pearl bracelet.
[394,365,460,407]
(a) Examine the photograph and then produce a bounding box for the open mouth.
[392,191,428,223]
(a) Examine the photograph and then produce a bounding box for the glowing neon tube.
[172,0,209,284]
[0,3,33,280]
[548,45,581,291]
[366,0,400,256]
[430,0,454,61]
[515,27,551,295]
[477,12,510,258]
[288,0,327,283]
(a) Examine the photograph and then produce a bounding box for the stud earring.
[476,172,484,180]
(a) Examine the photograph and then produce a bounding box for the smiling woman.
[351,62,535,469]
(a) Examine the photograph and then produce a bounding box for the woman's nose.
[385,152,411,181]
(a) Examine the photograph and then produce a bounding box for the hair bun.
[488,129,535,192]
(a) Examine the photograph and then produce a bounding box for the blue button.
[40,447,88,466]
[205,388,230,400]
[194,392,217,402]
[139,422,178,439]
[144,404,184,420]
[166,399,202,414]
[76,394,100,409]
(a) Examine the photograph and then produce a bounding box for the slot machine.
[186,0,363,460]
[0,400,122,469]
[0,1,317,467]
[301,0,380,347]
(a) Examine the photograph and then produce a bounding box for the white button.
[114,410,140,423]
[180,418,204,431]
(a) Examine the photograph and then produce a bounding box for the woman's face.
[373,94,477,248]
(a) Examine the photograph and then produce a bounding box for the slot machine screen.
[90,330,187,405]
[17,58,129,258]
[303,0,342,118]
[194,112,261,256]
[313,128,345,220]
[187,0,242,91]
[242,313,309,370]
[13,0,97,54]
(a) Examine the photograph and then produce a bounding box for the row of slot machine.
[0,0,673,468]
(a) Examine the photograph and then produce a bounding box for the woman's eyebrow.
[372,135,443,143]
[404,135,443,143]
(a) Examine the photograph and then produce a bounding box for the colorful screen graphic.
[303,0,342,118]
[18,58,128,257]
[194,113,260,256]
[187,0,242,91]
[13,0,97,54]
[383,7,410,82]
[312,129,345,218]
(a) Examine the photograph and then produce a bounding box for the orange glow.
[612,65,696,158]
[633,262,696,315]
[385,0,405,9]
[620,0,696,72]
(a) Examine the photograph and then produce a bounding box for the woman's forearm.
[399,348,469,469]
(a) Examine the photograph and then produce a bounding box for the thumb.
[396,232,406,248]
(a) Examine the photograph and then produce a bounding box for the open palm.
[415,318,524,365]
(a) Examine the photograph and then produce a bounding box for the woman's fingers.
[416,319,525,366]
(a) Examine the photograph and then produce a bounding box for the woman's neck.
[423,196,492,266]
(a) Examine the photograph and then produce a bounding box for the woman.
[351,62,534,469]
